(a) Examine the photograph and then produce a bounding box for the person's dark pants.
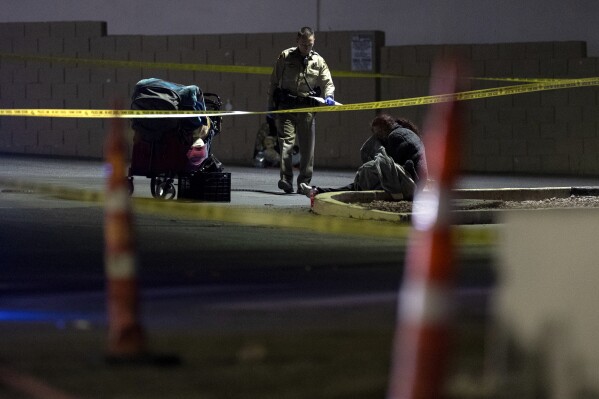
[315,182,356,194]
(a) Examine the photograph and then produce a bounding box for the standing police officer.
[268,26,336,194]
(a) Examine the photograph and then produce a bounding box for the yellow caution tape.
[132,196,499,247]
[1,76,598,119]
[307,76,599,113]
[0,108,250,118]
[0,178,498,247]
[0,52,561,83]
[469,76,564,83]
[0,176,497,246]
[0,52,399,79]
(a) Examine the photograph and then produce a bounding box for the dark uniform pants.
[276,111,315,187]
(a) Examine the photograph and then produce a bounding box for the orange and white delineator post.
[387,59,464,399]
[104,115,147,359]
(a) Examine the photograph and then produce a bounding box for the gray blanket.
[353,147,416,200]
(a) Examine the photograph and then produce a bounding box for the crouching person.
[299,113,428,200]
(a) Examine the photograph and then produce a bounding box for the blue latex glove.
[324,96,335,106]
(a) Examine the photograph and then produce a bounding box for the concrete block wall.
[0,21,383,168]
[380,41,599,176]
[1,21,598,176]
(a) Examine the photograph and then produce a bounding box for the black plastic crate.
[178,172,231,202]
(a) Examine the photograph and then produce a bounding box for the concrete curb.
[312,190,411,223]
[312,186,599,225]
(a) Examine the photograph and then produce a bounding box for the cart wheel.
[150,177,163,198]
[127,177,134,195]
[156,180,176,200]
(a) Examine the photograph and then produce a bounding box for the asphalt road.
[0,154,501,399]
[0,154,496,333]
[4,154,599,399]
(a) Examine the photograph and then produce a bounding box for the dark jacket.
[384,126,428,184]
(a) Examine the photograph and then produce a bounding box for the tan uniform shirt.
[268,47,335,109]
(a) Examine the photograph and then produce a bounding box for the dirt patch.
[360,195,599,213]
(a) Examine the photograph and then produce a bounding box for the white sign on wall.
[351,34,373,72]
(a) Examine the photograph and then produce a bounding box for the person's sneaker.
[298,182,313,197]
[278,179,293,194]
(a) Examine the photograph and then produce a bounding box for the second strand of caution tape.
[0,176,497,247]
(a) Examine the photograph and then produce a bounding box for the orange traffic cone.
[104,114,147,361]
[387,59,464,399]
